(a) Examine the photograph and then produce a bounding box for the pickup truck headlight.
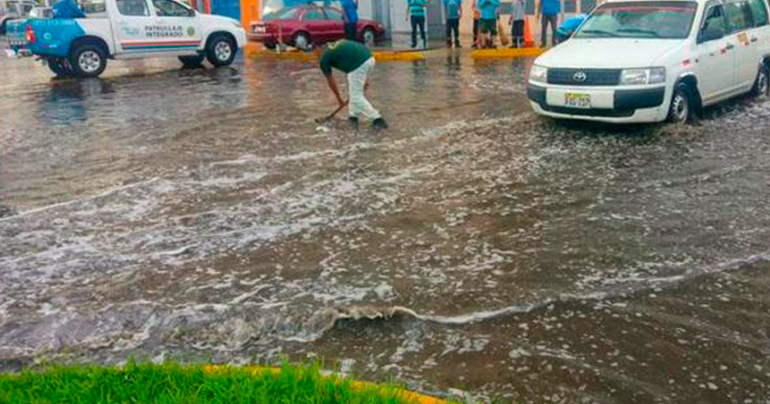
[620,67,666,85]
[529,64,548,84]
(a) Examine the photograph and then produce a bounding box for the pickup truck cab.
[0,0,36,34]
[7,0,247,78]
[528,0,770,124]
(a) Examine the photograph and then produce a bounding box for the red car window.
[303,7,325,20]
[324,7,344,21]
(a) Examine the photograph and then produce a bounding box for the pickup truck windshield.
[5,1,36,14]
[574,1,697,39]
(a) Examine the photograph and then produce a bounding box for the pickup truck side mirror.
[699,25,724,43]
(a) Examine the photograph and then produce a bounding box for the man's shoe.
[348,116,359,130]
[372,118,388,130]
[455,43,461,48]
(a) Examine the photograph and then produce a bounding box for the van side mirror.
[699,25,724,43]
[188,8,196,16]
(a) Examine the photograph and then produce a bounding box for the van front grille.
[547,68,622,86]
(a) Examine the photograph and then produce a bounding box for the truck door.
[723,0,758,90]
[695,1,738,103]
[111,0,156,55]
[149,0,203,54]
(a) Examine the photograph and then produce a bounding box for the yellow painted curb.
[202,365,448,404]
[373,51,425,62]
[248,49,425,63]
[471,47,545,59]
[249,49,317,62]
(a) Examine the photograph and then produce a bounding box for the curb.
[247,49,425,62]
[471,47,545,59]
[203,365,448,404]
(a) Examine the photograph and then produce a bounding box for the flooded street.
[1,48,770,403]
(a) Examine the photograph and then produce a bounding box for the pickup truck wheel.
[751,64,769,100]
[179,54,205,68]
[206,34,237,67]
[47,58,73,77]
[668,83,694,125]
[70,44,107,78]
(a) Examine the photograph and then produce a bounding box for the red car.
[250,5,386,49]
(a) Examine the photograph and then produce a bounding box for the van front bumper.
[527,84,669,123]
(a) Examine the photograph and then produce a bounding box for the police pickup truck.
[6,0,247,78]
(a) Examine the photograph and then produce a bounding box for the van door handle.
[726,43,735,50]
[751,37,758,43]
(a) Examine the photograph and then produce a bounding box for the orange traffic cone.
[523,16,535,48]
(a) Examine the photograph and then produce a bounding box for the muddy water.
[1,48,770,403]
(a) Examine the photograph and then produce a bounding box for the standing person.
[443,0,462,47]
[509,0,525,48]
[314,40,388,130]
[407,0,428,49]
[53,0,85,19]
[537,0,560,47]
[478,0,499,48]
[340,0,359,41]
[555,13,587,43]
[471,0,481,48]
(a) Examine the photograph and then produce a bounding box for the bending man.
[315,40,388,130]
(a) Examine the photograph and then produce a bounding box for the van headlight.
[620,67,666,85]
[529,64,548,84]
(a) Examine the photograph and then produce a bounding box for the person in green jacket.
[314,40,388,130]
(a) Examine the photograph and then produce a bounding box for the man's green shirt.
[320,40,372,76]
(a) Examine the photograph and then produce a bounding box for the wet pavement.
[1,46,770,404]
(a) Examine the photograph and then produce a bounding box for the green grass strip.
[0,361,434,404]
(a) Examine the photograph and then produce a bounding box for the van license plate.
[565,93,591,109]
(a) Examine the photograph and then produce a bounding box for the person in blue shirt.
[340,0,359,42]
[537,0,561,47]
[443,0,462,47]
[478,0,499,48]
[555,13,586,43]
[508,0,525,48]
[53,0,86,19]
[406,0,428,49]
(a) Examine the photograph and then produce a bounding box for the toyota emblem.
[573,71,587,82]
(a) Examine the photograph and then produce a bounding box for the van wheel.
[668,83,694,124]
[179,54,205,68]
[751,64,769,100]
[69,44,107,78]
[206,34,237,67]
[47,57,73,77]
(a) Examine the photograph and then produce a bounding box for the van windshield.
[574,1,697,39]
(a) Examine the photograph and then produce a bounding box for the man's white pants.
[347,57,381,120]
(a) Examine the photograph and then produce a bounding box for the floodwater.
[1,47,770,404]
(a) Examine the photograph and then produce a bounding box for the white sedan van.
[528,0,770,123]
